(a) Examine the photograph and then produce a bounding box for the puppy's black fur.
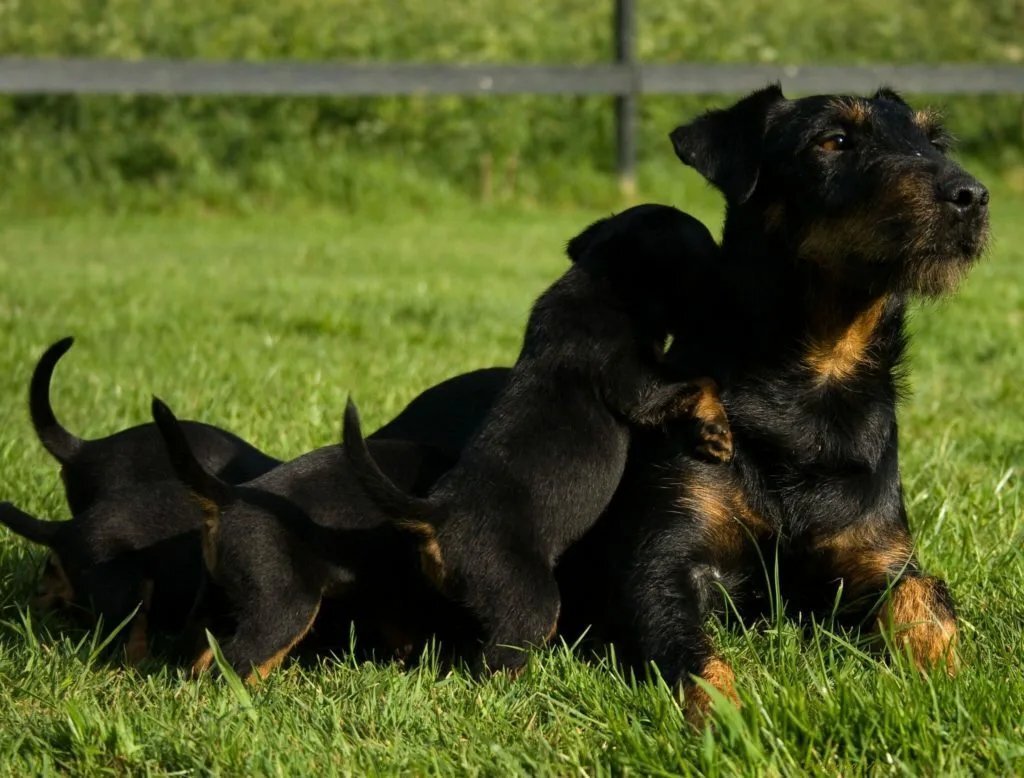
[342,205,731,673]
[152,397,491,680]
[0,338,282,658]
[568,86,988,718]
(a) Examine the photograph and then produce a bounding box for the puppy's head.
[671,85,989,297]
[567,204,718,318]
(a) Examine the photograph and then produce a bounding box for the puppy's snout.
[937,174,989,216]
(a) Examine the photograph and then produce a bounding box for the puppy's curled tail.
[342,398,435,531]
[151,397,233,510]
[29,337,84,464]
[0,502,60,546]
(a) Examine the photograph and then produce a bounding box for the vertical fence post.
[614,0,637,197]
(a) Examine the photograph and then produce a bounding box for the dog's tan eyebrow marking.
[830,98,871,125]
[913,108,943,134]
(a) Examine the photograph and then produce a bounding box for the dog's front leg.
[812,518,958,675]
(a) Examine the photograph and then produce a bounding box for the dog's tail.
[0,502,61,546]
[342,398,436,534]
[151,397,233,509]
[29,337,84,464]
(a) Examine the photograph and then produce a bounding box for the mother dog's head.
[670,85,989,297]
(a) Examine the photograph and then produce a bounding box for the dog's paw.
[695,417,734,463]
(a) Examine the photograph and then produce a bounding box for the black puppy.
[343,205,732,673]
[151,398,487,681]
[585,86,988,721]
[27,338,279,515]
[0,338,281,658]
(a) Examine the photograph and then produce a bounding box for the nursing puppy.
[152,398,481,681]
[0,338,281,658]
[343,204,732,673]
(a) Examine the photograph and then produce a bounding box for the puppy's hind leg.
[220,591,322,684]
[471,565,562,676]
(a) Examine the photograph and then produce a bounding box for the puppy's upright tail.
[29,337,84,464]
[151,397,233,510]
[342,398,435,531]
[0,502,60,546]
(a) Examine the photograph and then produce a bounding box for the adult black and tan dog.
[343,205,733,674]
[563,86,989,721]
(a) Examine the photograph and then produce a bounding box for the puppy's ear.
[669,84,784,204]
[566,215,613,264]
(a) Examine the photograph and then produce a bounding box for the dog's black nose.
[937,175,989,213]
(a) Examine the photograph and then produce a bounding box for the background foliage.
[1,0,1023,211]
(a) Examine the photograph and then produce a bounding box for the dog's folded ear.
[566,215,614,264]
[669,83,785,204]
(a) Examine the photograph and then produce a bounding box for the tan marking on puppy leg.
[691,380,725,427]
[805,296,888,383]
[191,648,214,678]
[246,603,322,685]
[397,520,447,587]
[691,380,734,463]
[764,202,785,232]
[419,536,446,588]
[124,579,154,665]
[879,576,958,676]
[545,602,561,643]
[31,553,75,610]
[685,656,740,725]
[196,496,220,575]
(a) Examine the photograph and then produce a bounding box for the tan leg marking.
[196,496,221,575]
[191,648,214,678]
[124,579,155,665]
[246,602,322,685]
[398,519,447,588]
[685,656,740,726]
[31,553,75,611]
[879,576,958,676]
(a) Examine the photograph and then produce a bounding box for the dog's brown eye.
[818,134,848,152]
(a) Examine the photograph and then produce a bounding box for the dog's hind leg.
[467,564,561,676]
[625,546,739,726]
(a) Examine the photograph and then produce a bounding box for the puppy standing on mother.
[344,204,733,674]
[592,85,989,720]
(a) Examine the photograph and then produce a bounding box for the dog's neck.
[720,208,908,378]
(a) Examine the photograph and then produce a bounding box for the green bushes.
[1,0,1021,211]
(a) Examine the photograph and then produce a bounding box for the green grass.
[0,184,1021,775]
[2,1,1024,211]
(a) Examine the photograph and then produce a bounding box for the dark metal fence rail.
[2,0,1020,189]
[3,59,1021,97]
